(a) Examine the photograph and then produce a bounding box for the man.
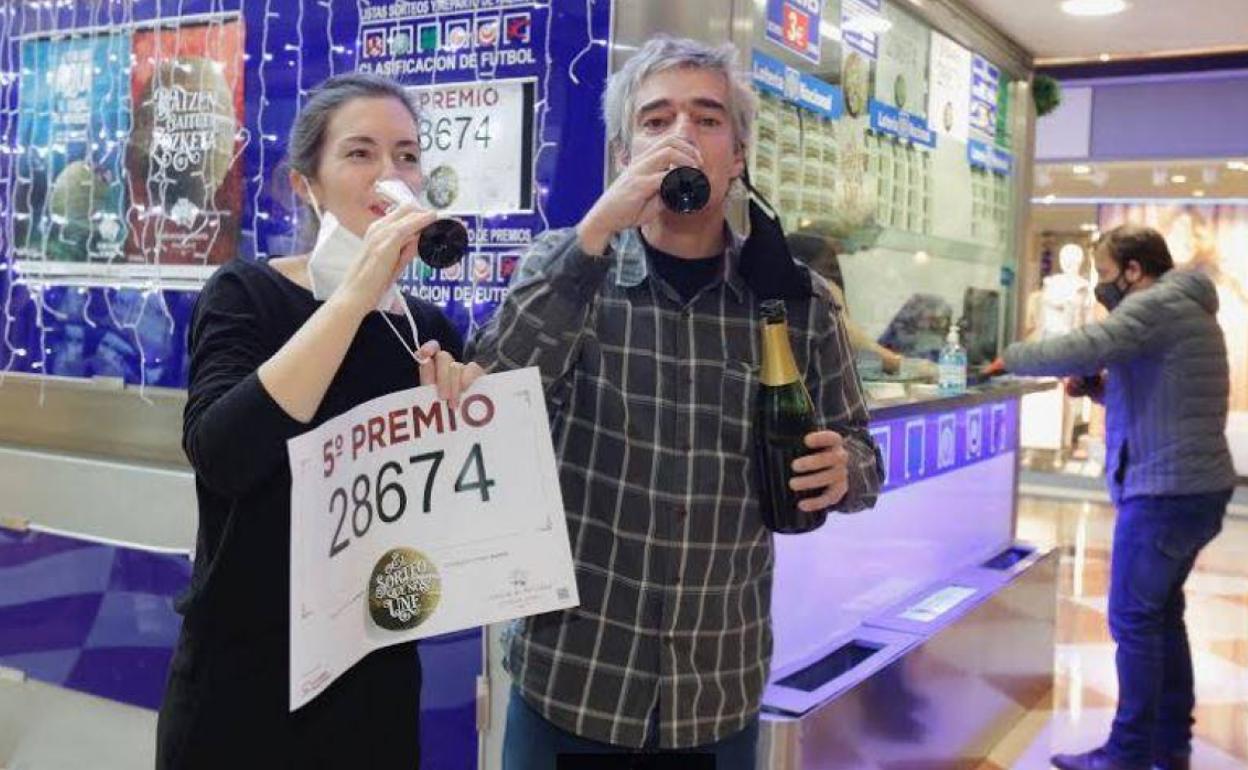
[995,225,1236,770]
[470,36,882,768]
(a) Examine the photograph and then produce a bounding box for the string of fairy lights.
[0,0,609,396]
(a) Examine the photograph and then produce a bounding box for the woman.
[156,72,481,768]
[787,230,934,377]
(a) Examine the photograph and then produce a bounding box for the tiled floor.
[981,496,1248,769]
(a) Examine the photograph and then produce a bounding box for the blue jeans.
[502,687,760,770]
[1104,490,1230,766]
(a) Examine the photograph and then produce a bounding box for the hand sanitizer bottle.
[938,326,968,395]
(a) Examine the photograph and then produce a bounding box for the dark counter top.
[866,378,1057,422]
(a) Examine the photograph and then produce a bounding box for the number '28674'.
[327,443,495,559]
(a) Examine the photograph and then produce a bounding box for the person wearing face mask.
[156,72,482,770]
[469,36,882,769]
[985,225,1236,770]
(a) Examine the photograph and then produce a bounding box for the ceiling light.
[1228,160,1248,172]
[913,250,931,265]
[1170,174,1187,184]
[1042,194,1057,204]
[1098,53,1111,62]
[1061,0,1130,17]
[1080,223,1099,232]
[1193,190,1206,198]
[1072,164,1092,175]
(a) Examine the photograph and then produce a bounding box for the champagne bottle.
[755,299,826,534]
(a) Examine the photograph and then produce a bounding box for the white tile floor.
[983,496,1248,769]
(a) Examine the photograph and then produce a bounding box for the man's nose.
[672,113,697,142]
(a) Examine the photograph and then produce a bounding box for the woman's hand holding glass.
[334,202,438,318]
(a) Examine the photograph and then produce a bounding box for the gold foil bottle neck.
[760,319,801,386]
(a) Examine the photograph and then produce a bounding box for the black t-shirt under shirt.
[641,235,724,303]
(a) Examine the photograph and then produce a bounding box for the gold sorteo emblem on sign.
[368,548,441,631]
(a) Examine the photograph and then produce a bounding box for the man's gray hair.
[603,35,756,155]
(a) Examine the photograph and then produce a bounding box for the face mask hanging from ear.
[736,165,813,301]
[303,180,408,314]
[302,179,425,362]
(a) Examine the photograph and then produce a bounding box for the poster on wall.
[765,0,823,65]
[969,54,999,140]
[841,0,882,61]
[839,0,880,119]
[927,31,971,143]
[125,20,246,278]
[13,34,131,272]
[873,1,928,119]
[966,54,1012,175]
[1100,203,1248,413]
[407,79,535,216]
[867,1,934,148]
[11,18,245,283]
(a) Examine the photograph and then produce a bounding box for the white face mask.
[304,186,383,306]
[302,181,426,363]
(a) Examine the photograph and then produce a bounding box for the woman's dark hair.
[1097,224,1175,277]
[786,232,845,293]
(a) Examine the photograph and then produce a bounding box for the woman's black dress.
[156,258,462,769]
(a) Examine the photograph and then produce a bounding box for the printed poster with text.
[927,31,971,144]
[125,20,245,279]
[13,33,130,272]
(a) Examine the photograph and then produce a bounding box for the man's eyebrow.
[636,97,728,115]
[636,98,673,115]
[690,97,727,112]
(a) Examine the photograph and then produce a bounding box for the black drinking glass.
[417,219,469,269]
[659,166,711,214]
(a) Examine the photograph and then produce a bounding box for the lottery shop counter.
[756,380,1058,769]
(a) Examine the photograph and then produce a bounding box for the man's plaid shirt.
[468,227,882,749]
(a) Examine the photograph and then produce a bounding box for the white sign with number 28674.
[287,367,577,711]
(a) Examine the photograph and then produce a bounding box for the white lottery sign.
[407,79,534,216]
[288,368,576,711]
[927,31,972,143]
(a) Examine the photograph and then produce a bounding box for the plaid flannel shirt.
[467,226,882,749]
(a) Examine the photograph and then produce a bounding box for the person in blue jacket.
[992,224,1236,770]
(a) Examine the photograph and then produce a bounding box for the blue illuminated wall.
[0,0,611,391]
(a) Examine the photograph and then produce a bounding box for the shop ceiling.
[960,0,1248,63]
[1031,158,1248,234]
[1036,158,1248,200]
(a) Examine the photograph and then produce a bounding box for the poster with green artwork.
[873,0,929,117]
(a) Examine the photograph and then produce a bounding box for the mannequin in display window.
[1025,242,1092,341]
[1021,242,1098,466]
